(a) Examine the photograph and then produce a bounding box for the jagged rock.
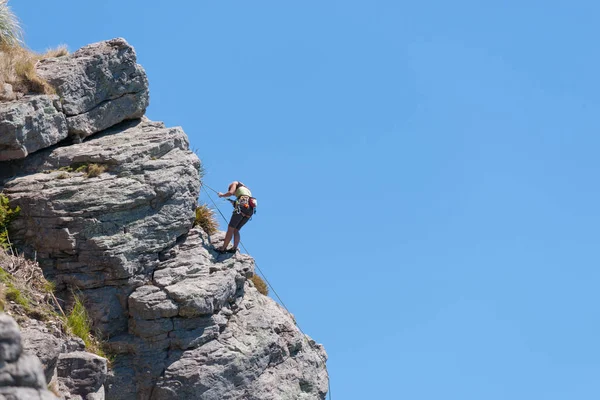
[151,286,329,400]
[21,321,64,383]
[57,352,107,400]
[36,38,149,139]
[152,230,254,318]
[0,95,68,161]
[101,230,328,400]
[0,387,59,400]
[127,286,178,320]
[0,313,58,399]
[4,118,200,336]
[0,313,23,362]
[63,338,86,353]
[2,36,329,399]
[0,82,18,101]
[0,353,48,389]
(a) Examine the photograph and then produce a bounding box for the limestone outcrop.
[0,314,58,399]
[0,37,148,163]
[0,38,328,399]
[0,95,67,161]
[36,38,149,139]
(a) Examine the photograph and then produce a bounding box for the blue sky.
[16,1,600,399]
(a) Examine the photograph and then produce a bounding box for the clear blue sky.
[17,1,600,399]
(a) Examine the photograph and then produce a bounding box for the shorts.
[228,209,252,230]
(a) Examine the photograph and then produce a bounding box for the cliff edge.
[0,38,328,400]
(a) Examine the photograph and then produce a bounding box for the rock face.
[151,281,329,400]
[0,95,68,161]
[36,37,149,140]
[0,313,59,399]
[19,319,107,400]
[0,38,148,163]
[57,351,108,400]
[21,321,65,384]
[4,117,201,337]
[0,38,328,399]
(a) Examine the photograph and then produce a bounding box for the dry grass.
[0,0,22,47]
[42,44,68,58]
[0,250,109,358]
[0,44,69,101]
[0,43,54,97]
[48,380,61,397]
[194,204,219,235]
[0,2,68,100]
[0,282,5,311]
[0,250,60,321]
[86,164,107,178]
[251,274,269,296]
[0,247,109,359]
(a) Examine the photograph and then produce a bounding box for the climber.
[216,181,256,254]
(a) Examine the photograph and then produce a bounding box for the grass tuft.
[251,274,269,296]
[86,164,107,178]
[67,294,92,343]
[0,0,22,47]
[0,43,55,98]
[5,284,29,307]
[66,293,106,358]
[0,284,5,311]
[194,204,219,235]
[42,44,68,58]
[0,2,66,100]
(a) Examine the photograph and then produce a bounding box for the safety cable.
[201,183,332,400]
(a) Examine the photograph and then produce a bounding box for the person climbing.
[216,181,256,253]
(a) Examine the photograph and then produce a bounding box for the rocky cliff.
[0,38,328,399]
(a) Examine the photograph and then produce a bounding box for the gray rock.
[21,322,64,383]
[168,315,220,350]
[0,95,68,161]
[129,317,173,339]
[153,230,254,318]
[4,118,200,336]
[128,285,178,320]
[63,338,86,353]
[0,314,58,399]
[56,351,107,400]
[151,286,329,400]
[0,387,59,400]
[0,353,47,389]
[0,313,22,362]
[103,357,136,400]
[2,36,329,399]
[36,38,149,139]
[0,82,17,101]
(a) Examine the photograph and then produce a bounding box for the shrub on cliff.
[0,0,22,47]
[0,194,20,250]
[66,293,107,358]
[194,204,219,235]
[251,274,269,296]
[0,1,67,100]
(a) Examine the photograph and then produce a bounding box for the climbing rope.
[200,183,332,400]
